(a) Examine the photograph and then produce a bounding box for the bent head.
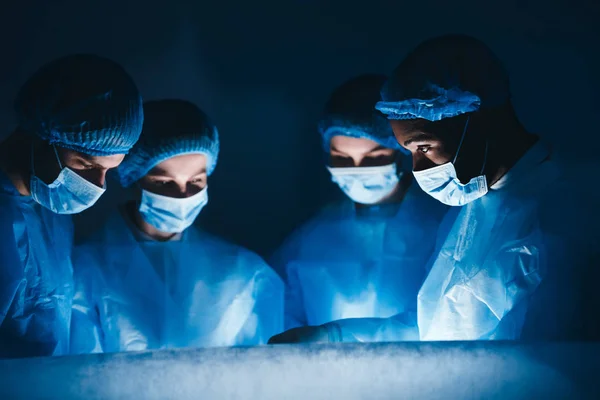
[377,35,530,206]
[28,139,127,214]
[390,113,488,184]
[14,53,143,213]
[33,141,125,188]
[119,99,220,237]
[134,153,210,236]
[320,74,405,206]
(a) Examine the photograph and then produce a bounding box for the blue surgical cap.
[117,99,220,187]
[318,74,401,151]
[14,54,143,156]
[376,35,510,122]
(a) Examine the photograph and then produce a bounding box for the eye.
[74,162,95,171]
[417,145,430,154]
[151,180,171,186]
[189,177,204,184]
[330,155,353,168]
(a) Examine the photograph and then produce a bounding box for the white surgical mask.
[412,116,488,207]
[139,186,208,233]
[327,163,401,205]
[30,145,106,214]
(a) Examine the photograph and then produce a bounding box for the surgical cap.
[318,74,401,151]
[117,99,220,187]
[376,35,510,122]
[14,54,143,156]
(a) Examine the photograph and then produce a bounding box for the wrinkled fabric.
[376,84,482,121]
[323,141,600,342]
[70,209,283,353]
[138,186,208,233]
[376,35,510,122]
[318,74,402,151]
[117,100,219,187]
[0,171,74,358]
[327,164,401,205]
[271,183,447,332]
[14,54,143,156]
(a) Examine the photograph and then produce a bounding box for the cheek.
[428,152,452,165]
[187,184,204,196]
[145,185,180,198]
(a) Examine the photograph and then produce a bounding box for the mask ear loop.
[52,145,64,170]
[479,140,489,175]
[452,116,471,164]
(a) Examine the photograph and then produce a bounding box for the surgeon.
[270,74,447,338]
[270,35,600,344]
[70,99,283,353]
[0,54,143,358]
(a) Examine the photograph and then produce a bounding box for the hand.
[268,325,329,344]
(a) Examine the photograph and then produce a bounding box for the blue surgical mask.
[30,145,106,214]
[139,186,208,233]
[412,116,488,207]
[327,163,401,205]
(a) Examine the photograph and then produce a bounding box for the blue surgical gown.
[323,141,600,342]
[70,208,284,353]
[0,171,74,358]
[271,182,447,331]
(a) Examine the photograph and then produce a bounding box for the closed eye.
[151,180,172,186]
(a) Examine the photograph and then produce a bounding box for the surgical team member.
[70,99,283,353]
[270,34,600,344]
[270,74,447,337]
[0,54,143,358]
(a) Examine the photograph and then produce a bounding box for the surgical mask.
[412,116,488,207]
[139,186,208,233]
[327,163,401,205]
[30,145,106,214]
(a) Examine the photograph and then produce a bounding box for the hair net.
[376,35,510,122]
[318,74,401,151]
[14,54,143,156]
[117,99,220,187]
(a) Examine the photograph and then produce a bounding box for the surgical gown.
[70,208,283,353]
[323,140,600,342]
[0,171,74,358]
[271,182,447,331]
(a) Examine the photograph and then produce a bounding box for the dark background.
[1,0,598,257]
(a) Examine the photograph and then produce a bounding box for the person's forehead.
[67,149,125,168]
[149,154,207,176]
[330,135,387,152]
[390,119,443,144]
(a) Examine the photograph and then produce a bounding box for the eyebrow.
[403,132,436,147]
[331,145,387,154]
[78,157,105,169]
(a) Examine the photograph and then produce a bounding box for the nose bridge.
[96,170,107,188]
[352,154,363,167]
[174,181,188,198]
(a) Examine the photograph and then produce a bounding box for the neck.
[354,173,412,209]
[126,201,178,242]
[486,131,539,188]
[0,133,32,195]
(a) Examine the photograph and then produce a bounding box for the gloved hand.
[268,325,330,344]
